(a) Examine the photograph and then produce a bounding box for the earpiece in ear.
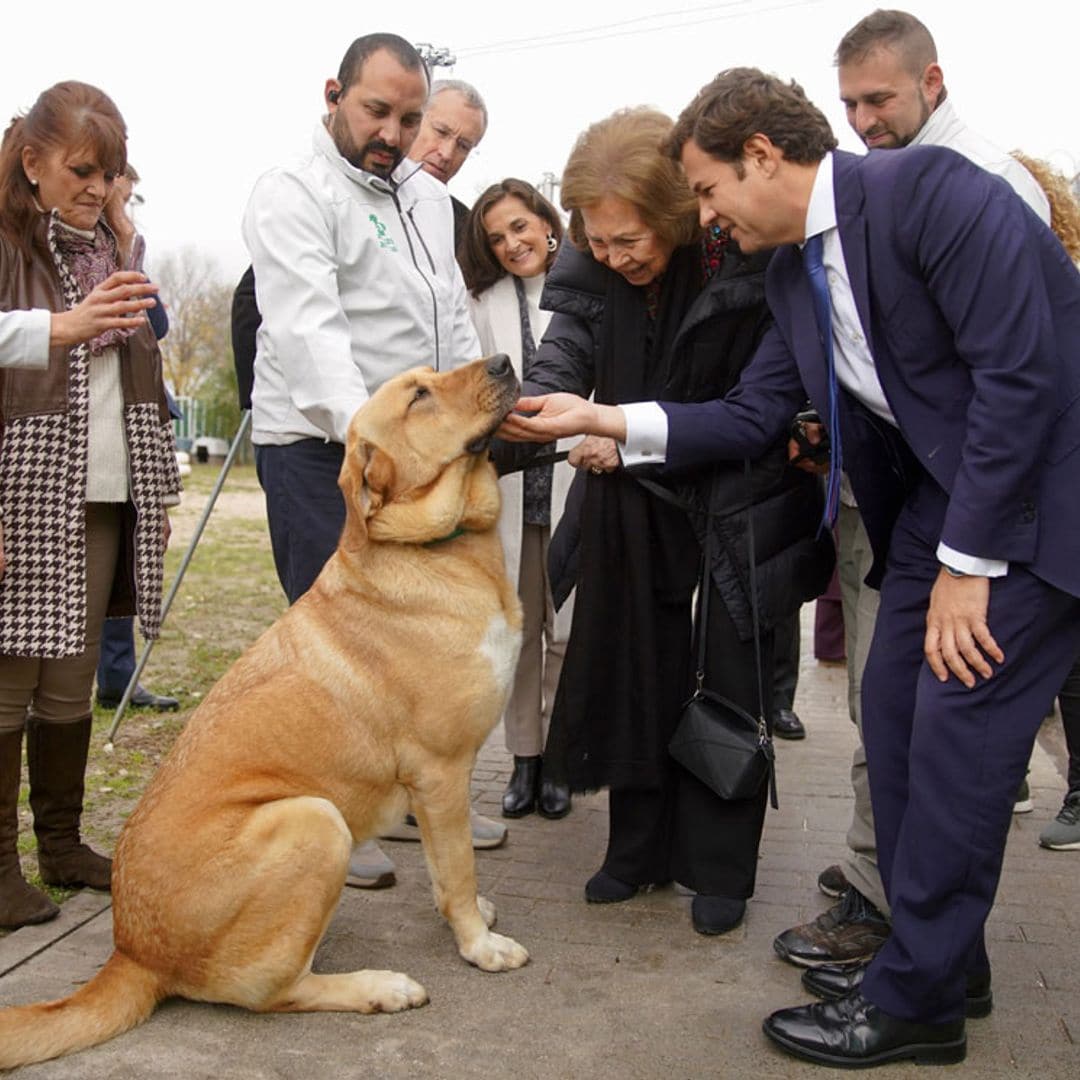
[328,89,340,104]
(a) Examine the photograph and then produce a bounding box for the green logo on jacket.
[368,214,398,252]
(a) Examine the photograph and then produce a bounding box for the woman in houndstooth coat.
[0,81,180,930]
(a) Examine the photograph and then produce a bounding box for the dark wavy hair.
[459,178,563,298]
[666,67,837,173]
[0,81,127,259]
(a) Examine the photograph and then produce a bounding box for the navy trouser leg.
[860,479,1080,1023]
[255,440,346,604]
[96,617,136,696]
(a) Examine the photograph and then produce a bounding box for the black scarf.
[547,246,710,792]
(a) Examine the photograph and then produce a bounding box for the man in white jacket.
[243,32,480,603]
[241,33,485,887]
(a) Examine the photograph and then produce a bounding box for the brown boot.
[0,728,60,928]
[27,716,112,891]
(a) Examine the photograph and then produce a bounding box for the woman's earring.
[28,177,38,187]
[546,234,558,253]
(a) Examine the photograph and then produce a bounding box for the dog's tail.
[0,949,163,1069]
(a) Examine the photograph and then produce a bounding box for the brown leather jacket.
[0,214,180,658]
[0,217,171,426]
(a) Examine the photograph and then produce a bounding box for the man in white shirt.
[774,6,1052,985]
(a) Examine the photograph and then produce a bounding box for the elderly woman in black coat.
[506,107,832,935]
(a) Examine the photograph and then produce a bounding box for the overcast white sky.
[2,0,1075,281]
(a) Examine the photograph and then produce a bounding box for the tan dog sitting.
[0,356,527,1069]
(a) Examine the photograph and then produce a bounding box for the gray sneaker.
[345,839,396,888]
[382,810,508,850]
[1039,791,1080,850]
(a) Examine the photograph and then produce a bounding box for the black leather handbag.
[662,463,779,809]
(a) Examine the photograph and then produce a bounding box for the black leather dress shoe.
[772,708,806,740]
[763,991,966,1067]
[537,775,571,819]
[502,756,540,817]
[802,963,993,1019]
[97,685,179,712]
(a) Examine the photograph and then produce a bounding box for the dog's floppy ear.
[340,439,396,552]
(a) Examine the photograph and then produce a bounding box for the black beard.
[330,112,401,177]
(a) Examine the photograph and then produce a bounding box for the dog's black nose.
[485,353,513,379]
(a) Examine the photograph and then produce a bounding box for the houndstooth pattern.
[0,410,88,656]
[0,213,177,655]
[123,403,177,641]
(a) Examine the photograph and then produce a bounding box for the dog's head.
[339,355,519,549]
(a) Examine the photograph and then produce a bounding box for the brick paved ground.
[1,609,1077,1078]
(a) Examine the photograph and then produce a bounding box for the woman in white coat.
[460,179,575,819]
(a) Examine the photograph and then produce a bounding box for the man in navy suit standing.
[501,67,1080,1068]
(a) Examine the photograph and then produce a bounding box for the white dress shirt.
[0,309,51,370]
[622,152,1006,576]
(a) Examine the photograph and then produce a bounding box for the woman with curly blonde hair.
[1011,152,1080,262]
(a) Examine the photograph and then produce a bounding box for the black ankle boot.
[502,756,540,818]
[537,770,571,820]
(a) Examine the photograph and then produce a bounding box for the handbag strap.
[636,466,778,809]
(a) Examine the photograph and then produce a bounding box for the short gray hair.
[429,79,488,139]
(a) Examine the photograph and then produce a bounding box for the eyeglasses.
[428,121,476,159]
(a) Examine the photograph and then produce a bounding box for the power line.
[456,0,821,60]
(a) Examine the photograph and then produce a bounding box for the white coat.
[469,272,575,640]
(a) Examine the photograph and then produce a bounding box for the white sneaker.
[345,839,396,888]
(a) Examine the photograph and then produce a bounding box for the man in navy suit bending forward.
[501,67,1080,1068]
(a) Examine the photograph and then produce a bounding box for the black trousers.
[1057,655,1080,793]
[601,590,773,899]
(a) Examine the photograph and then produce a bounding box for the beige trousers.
[836,502,889,914]
[503,523,566,757]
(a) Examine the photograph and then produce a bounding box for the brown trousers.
[0,503,122,732]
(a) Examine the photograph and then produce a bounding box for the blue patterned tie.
[803,233,843,527]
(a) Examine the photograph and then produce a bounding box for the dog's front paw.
[477,894,497,928]
[460,930,529,972]
[355,970,429,1013]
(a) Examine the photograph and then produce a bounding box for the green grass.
[5,462,285,929]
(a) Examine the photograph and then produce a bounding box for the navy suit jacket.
[663,147,1080,595]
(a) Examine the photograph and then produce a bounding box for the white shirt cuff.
[618,401,668,468]
[0,309,51,369]
[936,542,1008,578]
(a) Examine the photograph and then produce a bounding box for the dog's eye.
[410,386,431,405]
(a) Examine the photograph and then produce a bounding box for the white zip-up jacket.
[910,99,1050,224]
[243,122,481,446]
